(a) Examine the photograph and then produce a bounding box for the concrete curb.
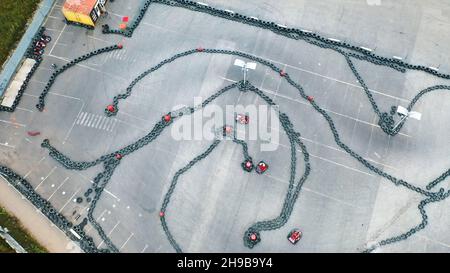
[0,0,57,96]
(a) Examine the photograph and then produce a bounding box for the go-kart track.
[1,0,450,252]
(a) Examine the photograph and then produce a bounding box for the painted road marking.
[75,112,117,132]
[47,177,70,201]
[98,221,120,248]
[119,233,134,250]
[59,188,81,213]
[35,166,57,190]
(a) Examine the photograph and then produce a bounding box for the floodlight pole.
[234,59,256,84]
[392,114,408,131]
[392,105,421,131]
[242,66,248,83]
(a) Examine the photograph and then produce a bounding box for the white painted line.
[46,91,82,101]
[35,166,57,190]
[141,244,149,253]
[277,24,288,28]
[43,0,58,25]
[98,221,120,248]
[80,113,90,126]
[115,118,148,132]
[106,119,117,132]
[328,38,341,42]
[43,27,65,32]
[360,46,373,52]
[86,35,110,44]
[47,177,69,201]
[92,115,101,128]
[302,187,360,208]
[103,118,112,131]
[393,56,403,60]
[46,15,64,20]
[0,119,26,127]
[112,50,120,60]
[95,116,104,128]
[101,118,111,130]
[99,116,108,128]
[96,210,107,221]
[250,16,259,21]
[98,117,109,130]
[49,24,67,56]
[119,233,134,250]
[107,11,125,18]
[301,29,312,33]
[16,107,34,113]
[30,78,48,84]
[76,112,86,125]
[0,143,15,149]
[289,67,408,102]
[269,127,396,170]
[273,139,373,176]
[310,151,373,176]
[224,9,235,14]
[87,114,96,127]
[23,157,46,179]
[63,100,85,144]
[23,93,38,99]
[69,228,82,240]
[59,188,81,213]
[119,110,151,123]
[265,173,360,208]
[196,2,208,6]
[429,66,439,72]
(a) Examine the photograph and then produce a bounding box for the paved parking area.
[0,0,449,252]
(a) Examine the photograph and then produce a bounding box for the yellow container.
[62,0,101,27]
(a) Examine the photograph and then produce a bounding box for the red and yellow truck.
[62,0,107,27]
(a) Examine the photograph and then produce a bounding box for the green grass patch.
[0,237,14,253]
[0,206,48,253]
[0,0,42,68]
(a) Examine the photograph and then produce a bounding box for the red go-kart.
[287,229,302,244]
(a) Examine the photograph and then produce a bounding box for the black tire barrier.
[11,8,447,251]
[1,28,48,112]
[105,47,450,140]
[78,48,448,252]
[35,44,123,111]
[243,229,261,249]
[101,0,450,81]
[41,67,450,254]
[0,165,102,253]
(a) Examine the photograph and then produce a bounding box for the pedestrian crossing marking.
[75,112,117,132]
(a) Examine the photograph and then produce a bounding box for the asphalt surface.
[0,0,449,252]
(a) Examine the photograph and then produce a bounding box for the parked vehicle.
[256,161,268,174]
[287,229,302,244]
